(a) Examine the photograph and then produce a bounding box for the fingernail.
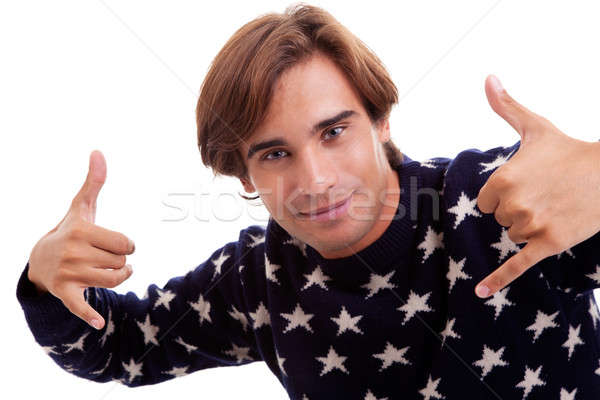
[90,319,102,330]
[476,284,490,298]
[490,75,504,93]
[128,239,135,253]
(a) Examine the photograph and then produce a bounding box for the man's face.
[240,52,398,257]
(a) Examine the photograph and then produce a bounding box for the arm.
[16,225,264,387]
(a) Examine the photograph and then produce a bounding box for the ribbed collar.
[268,154,423,275]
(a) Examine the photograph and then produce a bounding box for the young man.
[17,3,600,399]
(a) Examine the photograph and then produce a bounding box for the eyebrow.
[246,109,357,160]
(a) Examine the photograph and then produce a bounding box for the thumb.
[61,286,105,330]
[485,74,540,141]
[73,150,107,224]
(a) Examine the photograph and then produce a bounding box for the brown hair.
[196,2,403,199]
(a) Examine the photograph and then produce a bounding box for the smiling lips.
[298,192,353,217]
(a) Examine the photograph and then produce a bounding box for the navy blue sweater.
[16,140,600,399]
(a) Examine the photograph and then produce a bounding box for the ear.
[239,176,256,194]
[375,117,391,143]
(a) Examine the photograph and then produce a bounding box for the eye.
[262,149,288,161]
[323,126,345,140]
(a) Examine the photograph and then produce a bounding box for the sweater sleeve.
[16,225,265,387]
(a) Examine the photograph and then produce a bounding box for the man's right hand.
[27,150,135,330]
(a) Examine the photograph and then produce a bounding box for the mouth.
[297,192,354,221]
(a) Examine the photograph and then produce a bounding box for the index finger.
[79,220,135,255]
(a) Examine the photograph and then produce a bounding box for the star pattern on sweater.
[90,353,112,375]
[484,287,515,320]
[249,301,271,329]
[556,247,575,259]
[62,331,90,353]
[211,248,231,280]
[473,345,508,378]
[585,265,600,285]
[560,387,578,400]
[228,305,249,332]
[446,256,470,293]
[588,297,600,329]
[284,236,308,257]
[99,308,115,347]
[439,317,461,348]
[265,254,282,285]
[447,191,482,229]
[397,290,433,325]
[42,345,60,355]
[515,365,545,399]
[361,270,396,299]
[373,341,410,371]
[490,228,520,263]
[188,293,212,325]
[275,349,287,376]
[301,265,331,291]
[153,287,176,311]
[331,305,363,336]
[364,389,388,400]
[163,365,189,377]
[562,324,584,360]
[224,342,253,363]
[136,314,160,346]
[174,336,197,354]
[122,357,143,384]
[478,149,515,174]
[417,226,444,263]
[316,345,348,376]
[525,310,559,342]
[419,374,444,400]
[281,303,314,333]
[247,232,265,248]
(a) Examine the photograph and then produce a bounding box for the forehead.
[257,52,364,133]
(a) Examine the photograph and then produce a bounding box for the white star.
[364,389,388,400]
[99,309,115,347]
[373,341,410,371]
[556,247,575,260]
[589,298,600,330]
[515,365,545,399]
[560,387,578,400]
[153,287,176,311]
[275,349,287,376]
[419,159,440,169]
[136,314,160,346]
[484,287,515,320]
[90,353,112,375]
[585,265,600,285]
[439,318,461,348]
[42,345,60,355]
[473,345,508,378]
[249,301,271,329]
[447,191,482,229]
[281,303,314,333]
[446,256,471,293]
[265,254,282,285]
[224,342,253,363]
[562,324,584,361]
[122,357,144,384]
[228,305,249,332]
[478,149,515,174]
[211,249,231,280]
[62,331,90,353]
[283,236,307,257]
[316,345,348,376]
[595,359,600,376]
[331,305,363,336]
[417,226,444,263]
[247,232,265,248]
[361,271,396,299]
[174,336,197,354]
[188,293,212,325]
[163,366,189,377]
[525,310,559,342]
[301,265,331,291]
[490,228,520,263]
[397,290,433,325]
[419,374,444,400]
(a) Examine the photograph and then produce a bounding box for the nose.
[296,147,337,196]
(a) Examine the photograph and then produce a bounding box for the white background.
[2,0,599,399]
